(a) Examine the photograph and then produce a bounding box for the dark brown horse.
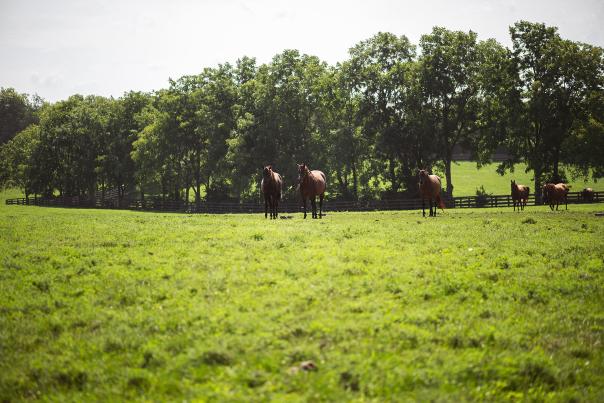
[511,180,530,211]
[261,165,283,219]
[418,170,445,217]
[297,163,326,219]
[542,183,569,211]
[581,187,594,203]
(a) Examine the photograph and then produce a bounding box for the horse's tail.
[436,193,446,210]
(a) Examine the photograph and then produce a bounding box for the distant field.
[450,162,600,196]
[1,189,603,401]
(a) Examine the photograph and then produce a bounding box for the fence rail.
[5,190,603,213]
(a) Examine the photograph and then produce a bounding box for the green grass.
[450,162,601,196]
[1,190,604,401]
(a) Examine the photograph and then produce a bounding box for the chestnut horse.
[511,180,530,211]
[418,170,445,217]
[261,165,283,219]
[297,163,326,219]
[542,183,569,211]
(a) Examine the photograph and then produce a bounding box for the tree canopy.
[2,22,603,202]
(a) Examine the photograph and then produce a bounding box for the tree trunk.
[389,158,399,192]
[552,147,560,183]
[195,183,201,209]
[351,161,358,200]
[444,154,453,197]
[534,165,543,204]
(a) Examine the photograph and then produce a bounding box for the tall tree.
[418,27,483,197]
[506,21,604,199]
[228,50,328,199]
[347,32,418,195]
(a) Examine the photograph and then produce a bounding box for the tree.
[314,63,366,199]
[0,124,41,197]
[346,32,418,196]
[95,92,151,205]
[228,50,328,200]
[418,27,484,197]
[0,87,42,145]
[506,21,604,200]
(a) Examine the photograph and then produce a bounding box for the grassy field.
[450,162,600,196]
[1,189,604,401]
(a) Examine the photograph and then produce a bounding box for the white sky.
[1,0,603,102]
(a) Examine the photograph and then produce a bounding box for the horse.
[297,163,326,219]
[511,180,530,211]
[542,183,569,211]
[581,187,594,203]
[418,170,445,217]
[261,165,283,219]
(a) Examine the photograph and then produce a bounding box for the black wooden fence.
[5,191,603,213]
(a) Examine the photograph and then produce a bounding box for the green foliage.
[0,87,42,145]
[2,21,604,202]
[504,21,604,199]
[1,194,603,400]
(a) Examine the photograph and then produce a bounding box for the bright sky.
[1,0,603,102]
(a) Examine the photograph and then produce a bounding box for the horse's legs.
[422,199,426,217]
[311,197,317,219]
[264,195,268,218]
[302,197,307,219]
[268,195,273,219]
[274,196,279,219]
[429,199,434,217]
[319,194,323,219]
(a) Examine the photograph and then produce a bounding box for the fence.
[5,190,603,213]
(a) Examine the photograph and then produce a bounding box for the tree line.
[2,21,603,205]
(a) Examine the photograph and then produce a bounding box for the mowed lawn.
[450,162,600,196]
[1,194,604,401]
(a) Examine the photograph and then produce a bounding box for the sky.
[1,0,603,102]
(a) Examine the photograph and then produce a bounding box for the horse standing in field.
[581,187,594,203]
[418,170,445,217]
[511,180,530,211]
[297,163,326,219]
[261,165,283,219]
[542,183,570,211]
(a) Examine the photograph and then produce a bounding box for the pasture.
[1,192,604,401]
[449,162,599,196]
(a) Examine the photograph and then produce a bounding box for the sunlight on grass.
[1,190,604,400]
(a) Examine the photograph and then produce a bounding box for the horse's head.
[418,169,428,185]
[263,165,273,179]
[297,163,310,182]
[511,180,516,190]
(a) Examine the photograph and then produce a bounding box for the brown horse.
[542,183,569,211]
[418,170,445,217]
[297,163,326,219]
[511,180,530,211]
[261,165,283,219]
[581,187,594,203]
